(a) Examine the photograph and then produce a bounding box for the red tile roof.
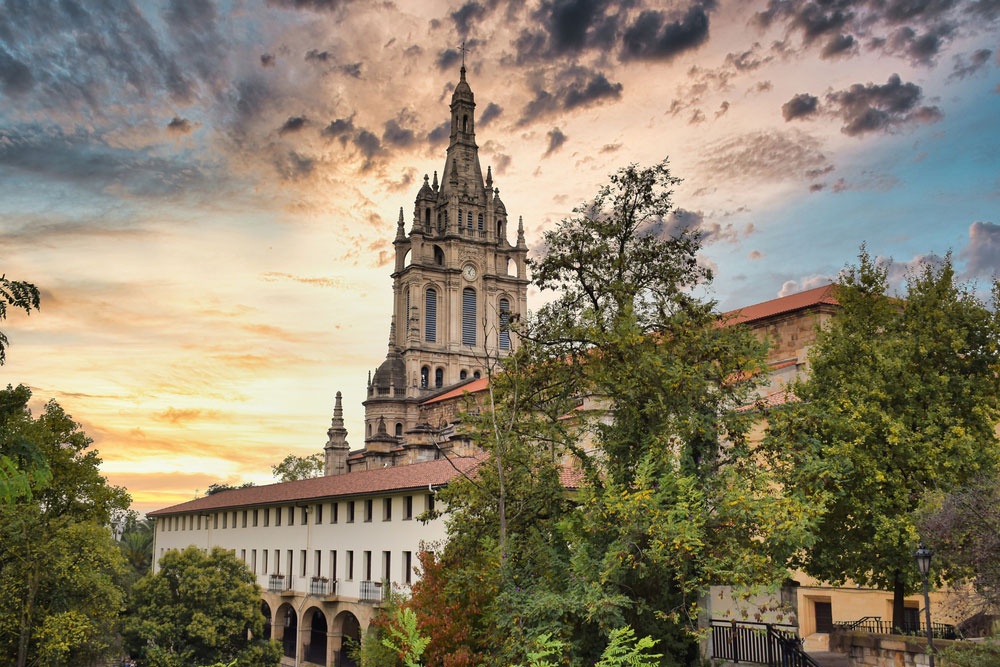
[723,284,838,326]
[420,377,489,405]
[148,456,483,516]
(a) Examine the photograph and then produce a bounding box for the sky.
[1,0,998,516]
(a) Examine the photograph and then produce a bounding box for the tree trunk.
[892,570,906,634]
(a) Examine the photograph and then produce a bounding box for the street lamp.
[915,545,935,667]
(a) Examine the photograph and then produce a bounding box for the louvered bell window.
[425,288,437,342]
[499,298,511,350]
[462,288,476,346]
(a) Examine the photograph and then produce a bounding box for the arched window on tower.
[425,288,437,342]
[395,422,403,437]
[433,246,444,266]
[424,208,431,228]
[420,366,429,389]
[478,213,484,231]
[463,114,468,132]
[466,212,473,230]
[499,298,511,350]
[462,287,477,346]
[435,368,443,389]
[460,370,467,380]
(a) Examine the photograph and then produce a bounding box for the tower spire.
[324,391,350,476]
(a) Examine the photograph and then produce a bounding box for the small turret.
[323,391,350,476]
[517,215,527,249]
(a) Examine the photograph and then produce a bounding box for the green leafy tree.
[120,517,156,582]
[205,481,255,495]
[0,384,132,667]
[411,161,815,666]
[0,274,40,366]
[125,546,280,667]
[271,452,325,482]
[763,250,1000,629]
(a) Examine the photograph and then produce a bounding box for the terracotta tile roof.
[723,284,838,326]
[148,456,483,516]
[559,465,586,490]
[420,377,489,405]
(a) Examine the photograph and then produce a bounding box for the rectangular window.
[331,502,339,524]
[404,496,413,520]
[403,551,412,584]
[329,551,337,581]
[346,551,354,580]
[382,550,391,581]
[264,508,270,527]
[242,510,247,528]
[347,501,355,523]
[383,497,392,521]
[240,548,246,563]
[364,499,373,522]
[274,549,280,574]
[425,288,437,343]
[314,550,321,577]
[197,515,202,530]
[287,549,293,577]
[315,504,323,524]
[214,513,219,529]
[288,507,295,526]
[275,507,282,527]
[300,549,306,577]
[300,506,308,525]
[364,551,372,580]
[426,493,435,512]
[252,509,259,527]
[251,549,257,574]
[232,511,238,527]
[262,550,268,574]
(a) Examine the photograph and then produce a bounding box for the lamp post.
[915,545,935,667]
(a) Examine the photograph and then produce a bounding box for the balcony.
[309,577,337,597]
[268,574,293,594]
[359,580,383,603]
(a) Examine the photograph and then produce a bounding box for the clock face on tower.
[462,264,477,281]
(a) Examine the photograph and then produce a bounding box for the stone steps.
[807,651,852,666]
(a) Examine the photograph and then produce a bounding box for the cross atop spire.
[459,41,469,69]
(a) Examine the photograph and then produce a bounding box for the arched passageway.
[334,611,361,667]
[261,601,272,641]
[304,607,328,665]
[277,603,297,660]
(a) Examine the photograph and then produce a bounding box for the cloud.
[166,117,193,134]
[825,74,942,136]
[600,143,622,153]
[451,1,488,38]
[152,408,224,425]
[382,110,419,148]
[778,275,836,297]
[960,221,1000,277]
[821,33,856,59]
[272,150,315,180]
[427,121,451,145]
[749,250,766,260]
[260,53,276,67]
[949,48,993,80]
[0,46,34,96]
[279,116,308,135]
[322,117,355,143]
[621,5,711,61]
[782,93,819,120]
[266,0,348,11]
[479,102,503,126]
[261,272,346,288]
[543,127,567,157]
[698,130,830,183]
[519,65,623,123]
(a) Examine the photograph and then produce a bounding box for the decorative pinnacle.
[485,165,493,189]
[396,207,406,239]
[432,170,439,190]
[517,215,526,247]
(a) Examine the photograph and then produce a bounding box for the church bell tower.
[361,64,529,465]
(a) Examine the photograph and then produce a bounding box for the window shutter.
[462,288,476,346]
[425,289,437,342]
[499,298,510,350]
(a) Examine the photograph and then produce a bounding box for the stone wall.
[830,629,951,666]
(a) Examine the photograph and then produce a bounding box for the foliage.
[271,452,325,482]
[205,481,255,495]
[940,639,1000,667]
[409,161,815,666]
[125,546,280,667]
[0,384,132,667]
[920,476,1000,614]
[120,517,156,583]
[515,627,661,667]
[763,250,1000,625]
[0,274,40,366]
[381,607,431,667]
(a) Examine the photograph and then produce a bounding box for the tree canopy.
[406,161,815,666]
[0,274,40,366]
[763,250,1000,626]
[125,546,280,667]
[271,452,325,482]
[0,384,132,667]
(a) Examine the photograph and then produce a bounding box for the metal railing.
[309,577,337,596]
[359,580,383,603]
[268,574,292,593]
[835,616,960,640]
[710,620,821,667]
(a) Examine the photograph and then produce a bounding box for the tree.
[409,161,815,666]
[763,250,1000,629]
[271,452,325,482]
[205,481,255,495]
[0,384,132,667]
[120,517,156,581]
[0,274,40,366]
[124,546,281,667]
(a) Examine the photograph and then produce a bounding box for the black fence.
[835,616,960,640]
[710,620,821,667]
